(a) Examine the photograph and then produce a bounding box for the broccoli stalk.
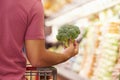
[56,24,80,48]
[63,41,68,48]
[63,39,70,48]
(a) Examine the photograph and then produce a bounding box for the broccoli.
[56,24,80,47]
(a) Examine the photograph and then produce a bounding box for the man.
[0,0,79,80]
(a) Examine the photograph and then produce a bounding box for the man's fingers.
[74,41,79,47]
[74,41,79,54]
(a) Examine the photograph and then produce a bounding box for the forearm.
[35,50,71,67]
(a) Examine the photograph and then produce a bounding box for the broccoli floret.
[56,24,80,47]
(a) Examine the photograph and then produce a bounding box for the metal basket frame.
[26,65,57,80]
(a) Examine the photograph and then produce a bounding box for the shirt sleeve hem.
[25,36,45,40]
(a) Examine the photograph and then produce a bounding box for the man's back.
[0,0,45,80]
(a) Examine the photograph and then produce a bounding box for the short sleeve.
[25,1,45,40]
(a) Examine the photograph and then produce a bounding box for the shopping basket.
[25,64,57,80]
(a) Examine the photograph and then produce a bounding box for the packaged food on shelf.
[91,21,120,80]
[43,0,73,16]
[112,42,120,80]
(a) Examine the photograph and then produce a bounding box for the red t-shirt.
[0,0,45,80]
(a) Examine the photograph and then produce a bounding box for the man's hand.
[63,40,79,58]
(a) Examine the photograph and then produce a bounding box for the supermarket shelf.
[45,0,93,20]
[46,0,120,26]
[55,63,87,80]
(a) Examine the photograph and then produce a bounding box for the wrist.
[63,51,72,60]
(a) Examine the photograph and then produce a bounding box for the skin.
[25,39,79,67]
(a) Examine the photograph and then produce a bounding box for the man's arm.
[25,39,78,67]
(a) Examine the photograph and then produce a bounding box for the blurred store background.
[42,0,120,80]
